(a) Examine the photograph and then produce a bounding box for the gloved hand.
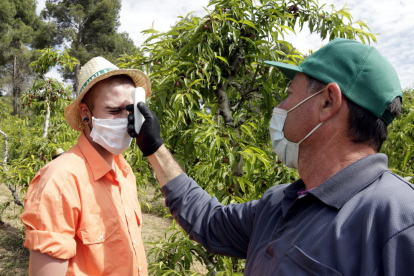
[126,102,164,157]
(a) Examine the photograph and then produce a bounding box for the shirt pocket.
[79,215,127,274]
[262,245,342,276]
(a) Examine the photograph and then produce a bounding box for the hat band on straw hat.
[79,67,117,95]
[64,56,151,131]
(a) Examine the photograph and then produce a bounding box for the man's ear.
[319,82,342,122]
[79,103,90,119]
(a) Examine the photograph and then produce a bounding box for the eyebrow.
[105,106,126,111]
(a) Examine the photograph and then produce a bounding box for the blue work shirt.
[162,154,414,275]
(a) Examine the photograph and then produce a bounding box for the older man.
[129,38,414,275]
[21,57,151,276]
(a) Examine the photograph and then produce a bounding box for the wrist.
[141,138,164,157]
[147,145,183,187]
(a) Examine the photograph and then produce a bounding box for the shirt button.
[138,266,142,272]
[99,235,104,240]
[133,240,137,244]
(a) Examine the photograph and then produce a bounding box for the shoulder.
[363,171,414,204]
[351,171,414,236]
[30,144,89,196]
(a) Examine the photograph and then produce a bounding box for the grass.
[0,185,29,276]
[0,221,29,276]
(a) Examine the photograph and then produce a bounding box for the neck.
[83,130,114,168]
[298,130,375,190]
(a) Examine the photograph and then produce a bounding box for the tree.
[40,0,138,94]
[25,47,78,138]
[382,88,414,181]
[118,0,377,274]
[0,49,78,217]
[0,0,42,115]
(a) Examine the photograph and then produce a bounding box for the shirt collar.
[77,132,131,181]
[309,153,389,209]
[282,153,389,209]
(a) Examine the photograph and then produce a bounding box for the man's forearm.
[147,145,184,187]
[30,250,68,276]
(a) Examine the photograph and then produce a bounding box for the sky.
[36,0,414,89]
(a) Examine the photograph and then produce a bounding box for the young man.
[21,57,151,276]
[129,39,414,275]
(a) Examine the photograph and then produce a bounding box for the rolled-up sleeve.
[162,173,259,258]
[21,174,80,260]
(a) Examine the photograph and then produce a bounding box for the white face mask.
[90,117,132,155]
[269,89,324,169]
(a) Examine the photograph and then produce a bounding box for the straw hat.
[64,56,151,131]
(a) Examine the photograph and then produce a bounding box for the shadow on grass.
[0,220,29,276]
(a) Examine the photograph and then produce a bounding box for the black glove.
[126,102,164,157]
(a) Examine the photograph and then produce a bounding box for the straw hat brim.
[64,69,151,131]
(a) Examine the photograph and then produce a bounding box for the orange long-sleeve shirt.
[21,132,148,275]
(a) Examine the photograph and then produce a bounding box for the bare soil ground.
[0,184,207,276]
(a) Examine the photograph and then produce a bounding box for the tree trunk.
[73,21,84,97]
[42,99,51,139]
[216,40,246,177]
[232,154,244,177]
[0,129,24,208]
[74,63,80,96]
[215,85,234,127]
[12,56,22,115]
[214,46,244,127]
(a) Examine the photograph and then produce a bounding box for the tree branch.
[228,81,259,111]
[190,248,217,275]
[229,81,260,98]
[232,155,244,177]
[249,64,260,91]
[0,129,24,208]
[216,84,234,127]
[215,36,247,127]
[229,81,245,95]
[7,183,24,208]
[231,101,241,111]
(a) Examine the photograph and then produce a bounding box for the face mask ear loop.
[86,104,94,132]
[298,122,324,145]
[287,88,325,113]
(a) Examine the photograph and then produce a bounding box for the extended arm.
[30,250,68,276]
[128,103,257,257]
[127,102,183,186]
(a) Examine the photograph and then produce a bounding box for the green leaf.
[254,39,271,45]
[215,55,229,65]
[239,19,258,30]
[280,24,295,34]
[188,79,205,88]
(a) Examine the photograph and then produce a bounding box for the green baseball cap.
[265,38,402,125]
